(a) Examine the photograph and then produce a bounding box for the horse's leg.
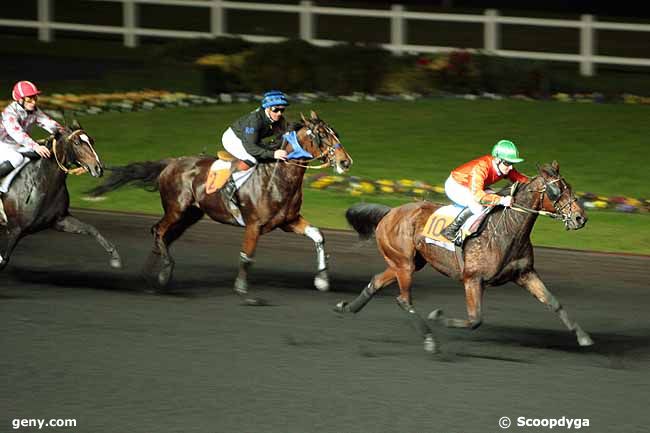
[0,227,21,271]
[150,207,203,289]
[335,268,397,313]
[234,224,261,296]
[394,269,438,353]
[516,270,594,346]
[53,215,122,269]
[281,216,329,291]
[430,277,484,329]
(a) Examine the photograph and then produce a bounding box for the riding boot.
[0,161,16,226]
[223,177,238,203]
[441,207,473,245]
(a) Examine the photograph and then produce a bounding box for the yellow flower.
[593,200,608,208]
[433,185,445,194]
[360,182,375,193]
[380,186,394,193]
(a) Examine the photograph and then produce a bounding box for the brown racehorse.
[0,121,122,270]
[336,161,592,353]
[89,111,352,302]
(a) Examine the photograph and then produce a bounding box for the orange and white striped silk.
[450,155,528,205]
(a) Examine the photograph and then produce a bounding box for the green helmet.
[491,139,524,163]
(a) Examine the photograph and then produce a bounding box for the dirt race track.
[1,210,649,433]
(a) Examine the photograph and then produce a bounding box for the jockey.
[0,81,61,225]
[223,90,289,164]
[216,90,290,195]
[441,139,529,243]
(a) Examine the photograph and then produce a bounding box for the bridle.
[283,121,352,169]
[510,174,579,227]
[52,129,94,175]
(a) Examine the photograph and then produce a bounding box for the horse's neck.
[489,178,544,243]
[255,160,307,193]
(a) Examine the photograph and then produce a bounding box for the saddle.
[421,205,491,250]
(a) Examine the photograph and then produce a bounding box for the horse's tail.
[345,203,392,240]
[86,159,172,196]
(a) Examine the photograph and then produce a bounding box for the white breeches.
[0,144,27,167]
[444,176,493,215]
[222,128,257,164]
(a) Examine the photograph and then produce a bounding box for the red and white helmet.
[12,80,41,101]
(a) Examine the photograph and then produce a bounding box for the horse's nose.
[575,214,587,227]
[341,159,351,169]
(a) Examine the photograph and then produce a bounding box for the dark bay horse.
[336,161,592,352]
[89,111,352,300]
[0,121,122,270]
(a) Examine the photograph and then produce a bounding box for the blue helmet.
[261,90,289,109]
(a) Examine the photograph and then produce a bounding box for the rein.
[52,130,88,176]
[509,177,576,222]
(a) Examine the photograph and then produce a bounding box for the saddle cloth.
[421,205,487,251]
[0,158,30,194]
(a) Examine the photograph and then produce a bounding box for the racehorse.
[336,161,592,353]
[88,111,352,301]
[0,121,122,270]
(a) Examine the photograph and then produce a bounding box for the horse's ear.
[70,119,82,130]
[300,112,308,124]
[551,160,560,173]
[310,110,319,120]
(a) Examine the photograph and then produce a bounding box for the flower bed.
[306,173,649,214]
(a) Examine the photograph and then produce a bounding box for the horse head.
[295,111,352,174]
[53,120,104,177]
[534,160,587,230]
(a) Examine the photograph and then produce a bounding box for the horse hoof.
[578,333,594,347]
[314,273,329,291]
[242,297,268,306]
[333,301,349,313]
[234,280,248,295]
[110,257,123,269]
[423,335,438,353]
[157,266,173,288]
[428,309,444,322]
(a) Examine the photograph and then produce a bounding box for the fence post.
[37,0,53,42]
[211,0,224,37]
[123,0,139,48]
[580,14,595,76]
[391,4,405,55]
[300,0,314,43]
[483,9,499,52]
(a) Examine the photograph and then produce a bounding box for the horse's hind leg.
[334,268,397,313]
[281,216,329,291]
[150,206,204,289]
[53,215,122,269]
[516,270,594,346]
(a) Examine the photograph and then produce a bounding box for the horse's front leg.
[234,224,261,296]
[429,277,484,329]
[516,270,594,346]
[54,215,122,269]
[0,227,22,271]
[282,216,329,291]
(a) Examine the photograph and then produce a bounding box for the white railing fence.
[2,0,650,76]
